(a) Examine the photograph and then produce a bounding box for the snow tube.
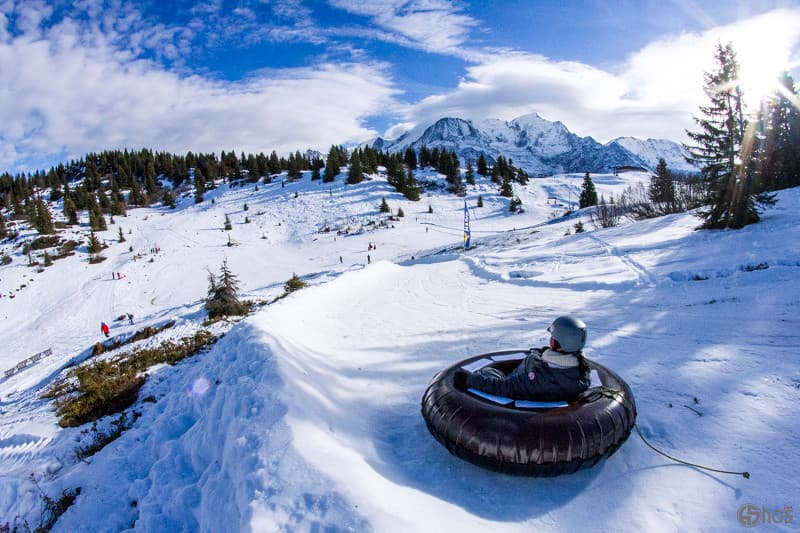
[421,350,636,476]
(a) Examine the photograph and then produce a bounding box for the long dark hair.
[576,352,590,374]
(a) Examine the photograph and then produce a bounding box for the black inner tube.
[421,350,637,476]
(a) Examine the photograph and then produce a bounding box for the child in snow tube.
[454,316,590,401]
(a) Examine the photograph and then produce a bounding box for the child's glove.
[453,369,468,390]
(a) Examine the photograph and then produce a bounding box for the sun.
[731,33,795,108]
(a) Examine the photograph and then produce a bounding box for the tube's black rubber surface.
[421,350,637,476]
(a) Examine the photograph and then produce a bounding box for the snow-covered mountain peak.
[372,113,695,175]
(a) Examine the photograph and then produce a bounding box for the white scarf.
[541,348,580,368]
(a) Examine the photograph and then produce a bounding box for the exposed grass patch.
[30,236,61,250]
[48,330,217,427]
[55,360,145,428]
[0,478,81,533]
[742,262,769,272]
[92,321,176,356]
[76,411,141,460]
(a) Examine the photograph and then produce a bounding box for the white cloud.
[328,0,477,55]
[0,17,400,172]
[390,7,800,144]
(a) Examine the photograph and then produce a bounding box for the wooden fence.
[4,348,53,378]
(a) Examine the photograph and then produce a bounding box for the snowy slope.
[609,137,697,174]
[0,170,797,532]
[373,114,693,175]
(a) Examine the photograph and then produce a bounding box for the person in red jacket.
[101,322,110,338]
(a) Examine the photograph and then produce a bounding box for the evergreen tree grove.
[754,72,800,191]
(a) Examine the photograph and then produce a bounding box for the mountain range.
[372,114,696,176]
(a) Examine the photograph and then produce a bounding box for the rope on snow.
[634,424,750,479]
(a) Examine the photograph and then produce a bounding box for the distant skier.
[367,254,371,264]
[127,313,134,325]
[339,256,343,264]
[101,322,110,338]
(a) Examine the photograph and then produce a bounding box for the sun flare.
[731,28,796,107]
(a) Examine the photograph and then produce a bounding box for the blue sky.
[1,0,799,173]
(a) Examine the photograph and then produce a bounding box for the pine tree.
[685,42,772,229]
[224,214,232,231]
[205,260,249,318]
[324,145,342,183]
[418,146,431,168]
[404,148,418,169]
[87,230,103,254]
[403,167,420,201]
[648,158,677,212]
[63,196,79,225]
[379,197,390,213]
[465,162,475,185]
[477,195,483,207]
[162,189,176,209]
[144,158,158,196]
[130,178,145,206]
[385,154,404,190]
[348,151,364,184]
[96,184,110,212]
[268,150,281,175]
[0,213,6,239]
[397,207,404,217]
[284,272,306,293]
[476,154,488,176]
[194,168,205,204]
[499,175,514,198]
[118,226,126,243]
[579,173,598,208]
[110,190,127,216]
[49,182,63,203]
[756,72,800,191]
[88,199,107,231]
[34,197,55,234]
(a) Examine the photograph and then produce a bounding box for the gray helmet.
[547,316,587,353]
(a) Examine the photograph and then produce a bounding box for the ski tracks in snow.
[586,234,657,288]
